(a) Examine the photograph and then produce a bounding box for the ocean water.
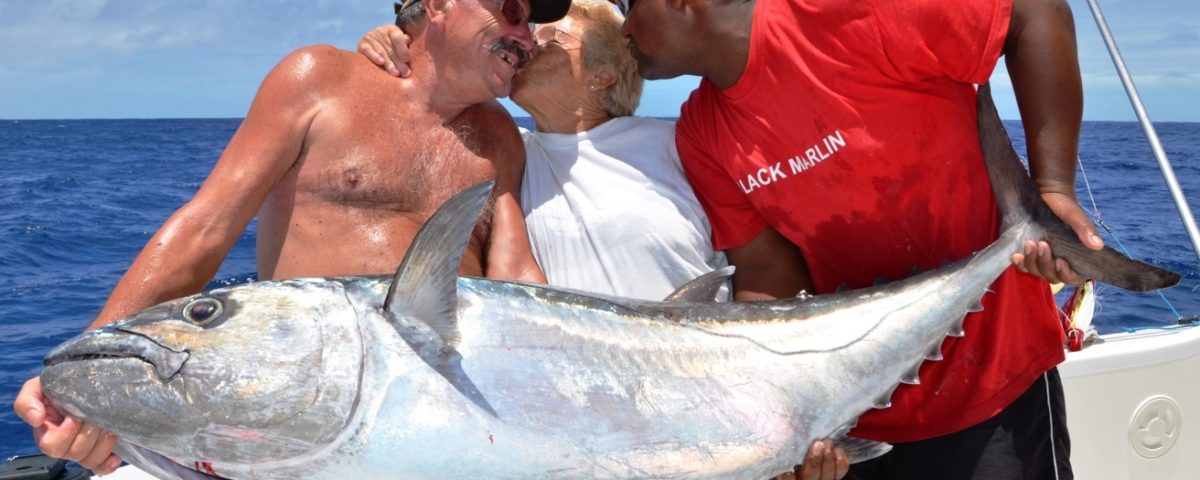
[1,117,1198,459]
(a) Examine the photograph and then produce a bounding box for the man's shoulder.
[675,83,722,147]
[270,44,362,87]
[284,44,356,64]
[461,100,520,140]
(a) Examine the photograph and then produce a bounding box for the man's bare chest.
[292,121,495,215]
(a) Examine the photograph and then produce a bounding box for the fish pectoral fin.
[832,434,892,464]
[662,266,734,302]
[383,181,495,347]
[394,318,500,418]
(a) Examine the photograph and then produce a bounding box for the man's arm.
[1004,0,1098,285]
[725,226,814,301]
[89,47,326,327]
[724,228,845,480]
[14,46,327,473]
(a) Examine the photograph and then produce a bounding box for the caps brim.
[529,0,571,23]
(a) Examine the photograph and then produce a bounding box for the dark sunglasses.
[394,0,529,26]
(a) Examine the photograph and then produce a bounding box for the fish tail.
[975,84,1180,292]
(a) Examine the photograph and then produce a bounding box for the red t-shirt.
[676,0,1065,442]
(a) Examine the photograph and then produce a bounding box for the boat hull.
[1059,324,1200,479]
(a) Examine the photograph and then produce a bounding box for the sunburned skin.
[13,0,545,474]
[255,48,505,281]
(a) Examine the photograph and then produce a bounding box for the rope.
[1119,317,1200,334]
[1076,157,1184,320]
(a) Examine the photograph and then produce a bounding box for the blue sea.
[1,118,1198,459]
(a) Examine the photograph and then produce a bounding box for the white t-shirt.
[521,116,729,301]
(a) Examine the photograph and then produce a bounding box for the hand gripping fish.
[39,86,1179,479]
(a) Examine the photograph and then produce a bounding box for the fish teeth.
[899,368,921,385]
[924,345,944,361]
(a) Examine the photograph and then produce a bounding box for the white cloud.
[0,0,389,57]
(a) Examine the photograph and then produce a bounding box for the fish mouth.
[119,443,224,480]
[44,326,189,382]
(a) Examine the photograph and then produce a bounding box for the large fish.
[39,87,1179,479]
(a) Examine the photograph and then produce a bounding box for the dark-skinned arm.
[1005,0,1100,285]
[726,225,815,301]
[723,227,846,478]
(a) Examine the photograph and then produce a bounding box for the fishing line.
[1076,156,1184,321]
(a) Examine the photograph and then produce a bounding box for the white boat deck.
[1059,323,1200,480]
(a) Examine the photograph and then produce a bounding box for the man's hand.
[14,377,122,475]
[777,439,849,480]
[357,24,412,78]
[1011,191,1102,285]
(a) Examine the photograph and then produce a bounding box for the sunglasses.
[395,0,530,26]
[532,24,584,49]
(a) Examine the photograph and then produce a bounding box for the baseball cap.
[394,0,571,23]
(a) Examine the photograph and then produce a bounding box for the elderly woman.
[511,2,729,301]
[359,2,847,478]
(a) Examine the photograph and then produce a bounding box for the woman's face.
[511,16,590,110]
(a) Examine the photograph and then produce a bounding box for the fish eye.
[182,298,223,326]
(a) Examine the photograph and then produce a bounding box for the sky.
[0,0,1196,121]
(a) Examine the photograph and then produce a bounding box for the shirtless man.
[13,0,568,473]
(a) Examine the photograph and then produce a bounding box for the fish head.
[41,278,365,465]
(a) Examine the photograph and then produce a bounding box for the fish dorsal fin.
[383,181,498,417]
[383,180,492,337]
[663,266,734,302]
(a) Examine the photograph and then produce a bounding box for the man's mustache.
[490,39,532,69]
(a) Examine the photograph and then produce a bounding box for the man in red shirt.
[621,0,1095,478]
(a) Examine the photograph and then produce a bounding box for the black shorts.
[847,368,1072,480]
